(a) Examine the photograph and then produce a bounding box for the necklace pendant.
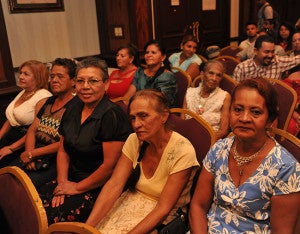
[198,105,204,114]
[239,169,243,176]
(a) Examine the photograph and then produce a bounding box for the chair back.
[220,73,238,95]
[197,54,208,63]
[46,222,100,234]
[220,45,242,57]
[111,97,129,114]
[214,55,240,76]
[171,66,192,108]
[169,108,216,164]
[0,166,48,234]
[268,127,300,162]
[266,78,297,131]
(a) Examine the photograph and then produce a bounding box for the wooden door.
[153,0,230,55]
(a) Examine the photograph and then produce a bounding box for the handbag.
[158,208,189,234]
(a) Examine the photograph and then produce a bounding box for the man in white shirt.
[239,22,258,50]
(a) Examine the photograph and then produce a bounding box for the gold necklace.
[20,91,36,101]
[233,139,267,176]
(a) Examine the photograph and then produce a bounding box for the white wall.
[1,0,100,67]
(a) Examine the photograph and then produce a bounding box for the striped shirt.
[233,55,300,82]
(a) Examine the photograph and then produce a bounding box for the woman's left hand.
[25,161,36,171]
[53,181,80,196]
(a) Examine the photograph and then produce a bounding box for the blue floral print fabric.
[203,137,300,233]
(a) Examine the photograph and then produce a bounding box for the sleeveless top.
[185,83,228,131]
[106,67,137,99]
[5,89,52,127]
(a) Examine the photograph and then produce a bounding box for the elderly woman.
[106,44,139,99]
[8,58,77,188]
[123,40,177,107]
[189,77,300,233]
[39,57,132,224]
[169,34,202,79]
[0,60,52,167]
[86,89,199,233]
[183,60,231,139]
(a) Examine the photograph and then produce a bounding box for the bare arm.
[189,167,214,234]
[86,153,133,226]
[270,192,300,234]
[122,84,137,102]
[216,93,231,139]
[0,120,11,140]
[186,63,200,80]
[129,168,193,234]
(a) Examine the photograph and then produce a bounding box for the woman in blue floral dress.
[190,77,300,233]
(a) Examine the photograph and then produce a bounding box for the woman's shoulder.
[273,141,300,166]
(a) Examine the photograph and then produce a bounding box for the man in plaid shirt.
[233,35,300,82]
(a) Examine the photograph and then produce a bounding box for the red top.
[107,67,137,99]
[283,77,300,103]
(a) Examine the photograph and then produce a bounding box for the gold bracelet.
[28,151,33,161]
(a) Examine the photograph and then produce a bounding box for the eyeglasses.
[75,78,103,86]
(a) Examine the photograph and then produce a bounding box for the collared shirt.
[233,55,300,82]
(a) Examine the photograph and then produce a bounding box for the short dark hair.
[245,21,257,28]
[254,35,275,49]
[231,77,278,123]
[116,44,140,67]
[76,57,109,82]
[181,34,198,45]
[52,58,77,79]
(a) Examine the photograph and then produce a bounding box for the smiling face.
[181,40,197,59]
[129,97,168,142]
[230,88,270,142]
[116,48,134,70]
[75,67,108,107]
[49,65,74,95]
[254,41,275,66]
[144,44,166,67]
[18,66,37,91]
[292,32,300,54]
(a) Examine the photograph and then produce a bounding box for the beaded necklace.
[233,139,267,176]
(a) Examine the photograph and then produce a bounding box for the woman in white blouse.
[0,60,52,167]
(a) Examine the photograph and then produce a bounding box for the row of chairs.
[1,107,299,233]
[172,65,298,132]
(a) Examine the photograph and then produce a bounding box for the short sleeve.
[100,106,133,141]
[273,160,300,195]
[122,133,140,166]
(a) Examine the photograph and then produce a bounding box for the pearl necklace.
[233,140,267,176]
[197,85,219,114]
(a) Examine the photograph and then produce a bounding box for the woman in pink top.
[107,44,139,99]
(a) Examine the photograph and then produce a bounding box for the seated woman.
[189,77,300,233]
[183,60,231,139]
[86,89,199,233]
[277,21,294,52]
[8,58,77,188]
[169,34,202,80]
[39,57,132,224]
[123,40,177,107]
[106,44,139,100]
[0,60,52,168]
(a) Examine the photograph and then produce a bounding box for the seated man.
[234,34,300,82]
[239,22,258,50]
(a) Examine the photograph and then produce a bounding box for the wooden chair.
[171,66,192,108]
[169,108,217,164]
[214,55,240,76]
[220,73,238,95]
[111,97,129,114]
[197,54,208,63]
[220,45,242,57]
[267,127,300,234]
[191,73,237,95]
[268,127,300,162]
[0,166,48,234]
[266,78,298,131]
[46,222,100,234]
